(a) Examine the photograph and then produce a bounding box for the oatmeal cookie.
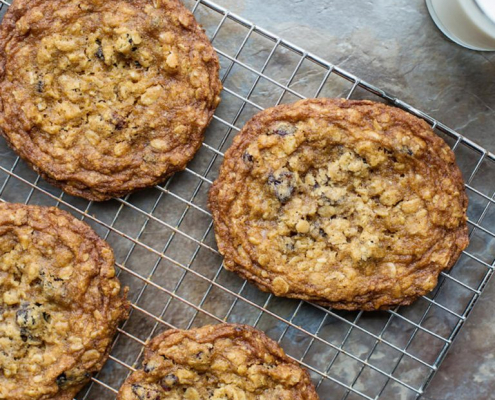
[0,203,129,399]
[117,324,319,400]
[209,99,469,310]
[0,0,221,201]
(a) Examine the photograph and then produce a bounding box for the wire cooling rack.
[1,0,495,399]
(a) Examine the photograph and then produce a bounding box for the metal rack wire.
[0,0,495,399]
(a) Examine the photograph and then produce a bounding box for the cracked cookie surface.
[209,99,469,310]
[117,324,319,400]
[0,203,129,399]
[0,0,221,201]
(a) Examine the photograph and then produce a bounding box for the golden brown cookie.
[0,203,129,399]
[117,324,319,400]
[0,0,221,201]
[209,98,469,311]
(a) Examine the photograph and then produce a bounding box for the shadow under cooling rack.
[0,0,495,399]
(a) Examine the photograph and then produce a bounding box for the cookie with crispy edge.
[0,0,221,201]
[0,203,129,399]
[209,98,469,310]
[117,324,319,400]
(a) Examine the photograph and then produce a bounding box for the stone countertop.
[212,0,495,399]
[0,1,492,399]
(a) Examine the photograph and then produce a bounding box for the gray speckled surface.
[0,1,494,399]
[209,0,495,398]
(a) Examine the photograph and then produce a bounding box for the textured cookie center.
[16,13,171,156]
[237,122,460,291]
[128,336,306,399]
[272,147,404,263]
[9,1,211,164]
[0,227,89,398]
[33,29,158,143]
